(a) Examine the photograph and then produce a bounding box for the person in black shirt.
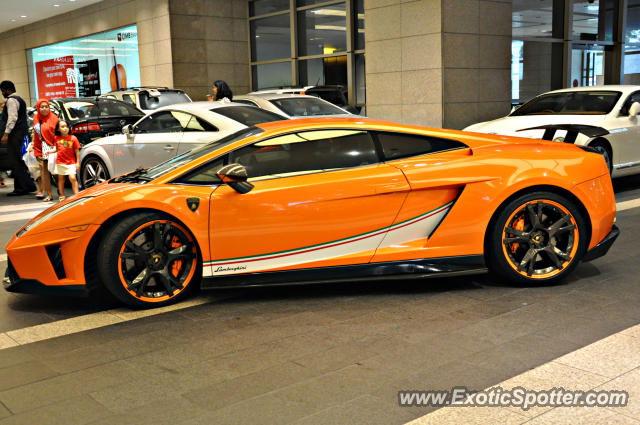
[0,80,35,195]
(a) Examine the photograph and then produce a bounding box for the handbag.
[47,153,57,175]
[41,141,56,156]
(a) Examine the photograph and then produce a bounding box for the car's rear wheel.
[589,141,612,175]
[97,212,200,308]
[81,156,110,188]
[486,192,587,286]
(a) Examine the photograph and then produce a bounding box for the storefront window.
[512,40,562,104]
[252,61,292,89]
[251,14,292,62]
[624,0,640,83]
[297,3,347,57]
[355,0,365,51]
[355,53,365,105]
[512,0,555,39]
[250,0,289,16]
[572,0,615,41]
[571,45,605,87]
[26,25,140,102]
[298,56,347,86]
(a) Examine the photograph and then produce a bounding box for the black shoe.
[7,191,27,196]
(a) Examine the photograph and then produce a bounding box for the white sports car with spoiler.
[464,85,640,177]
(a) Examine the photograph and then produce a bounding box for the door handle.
[163,145,175,151]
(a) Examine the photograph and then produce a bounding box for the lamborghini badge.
[187,197,200,212]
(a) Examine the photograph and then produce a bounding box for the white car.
[464,85,640,177]
[233,93,356,119]
[79,102,287,187]
[101,87,192,114]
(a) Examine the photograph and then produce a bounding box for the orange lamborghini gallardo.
[4,118,618,307]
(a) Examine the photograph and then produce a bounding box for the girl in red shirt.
[54,120,81,200]
[33,98,59,201]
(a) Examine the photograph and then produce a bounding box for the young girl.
[54,120,81,200]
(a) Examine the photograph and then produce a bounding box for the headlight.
[17,197,95,237]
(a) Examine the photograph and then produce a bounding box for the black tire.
[486,191,588,286]
[97,212,201,308]
[81,156,110,188]
[589,141,612,175]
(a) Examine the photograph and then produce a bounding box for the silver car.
[233,93,355,119]
[79,101,286,187]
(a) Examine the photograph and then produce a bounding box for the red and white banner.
[35,55,77,99]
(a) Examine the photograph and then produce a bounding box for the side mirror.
[216,163,254,194]
[629,102,640,118]
[122,124,133,138]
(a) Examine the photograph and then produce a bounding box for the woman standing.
[33,99,58,201]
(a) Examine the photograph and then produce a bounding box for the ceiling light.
[54,4,60,6]
[312,9,346,17]
[20,15,27,18]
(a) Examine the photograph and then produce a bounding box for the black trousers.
[7,131,35,193]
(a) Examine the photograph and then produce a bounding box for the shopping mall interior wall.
[441,0,511,129]
[365,0,444,127]
[0,0,172,105]
[169,0,249,101]
[364,0,511,130]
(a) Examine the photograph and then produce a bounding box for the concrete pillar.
[169,0,249,101]
[364,0,511,130]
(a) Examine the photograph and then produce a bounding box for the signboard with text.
[35,55,77,99]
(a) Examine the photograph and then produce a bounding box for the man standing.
[0,80,35,196]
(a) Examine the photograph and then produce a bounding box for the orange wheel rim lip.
[501,199,579,279]
[117,220,197,303]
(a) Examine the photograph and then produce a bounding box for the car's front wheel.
[97,212,200,308]
[81,156,110,188]
[486,192,588,286]
[589,141,612,175]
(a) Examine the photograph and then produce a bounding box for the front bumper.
[582,225,620,262]
[3,259,88,297]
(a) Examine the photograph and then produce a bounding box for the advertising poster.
[77,59,100,97]
[28,25,140,102]
[34,55,77,99]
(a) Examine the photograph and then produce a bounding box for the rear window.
[62,99,142,120]
[270,97,346,116]
[213,106,286,126]
[139,91,191,110]
[375,132,468,160]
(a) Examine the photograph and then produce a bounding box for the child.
[54,120,81,200]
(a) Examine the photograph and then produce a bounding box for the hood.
[464,114,606,140]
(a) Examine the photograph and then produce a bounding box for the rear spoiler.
[517,124,609,143]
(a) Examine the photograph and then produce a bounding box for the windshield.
[511,91,622,116]
[139,91,191,110]
[269,97,347,116]
[213,106,286,126]
[143,127,264,180]
[62,99,142,120]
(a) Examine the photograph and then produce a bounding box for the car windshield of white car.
[511,91,621,116]
[270,97,346,116]
[139,91,191,110]
[213,106,287,126]
[143,126,265,180]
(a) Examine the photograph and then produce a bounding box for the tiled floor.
[408,323,640,424]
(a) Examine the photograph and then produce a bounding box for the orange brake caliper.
[170,236,183,277]
[510,215,525,254]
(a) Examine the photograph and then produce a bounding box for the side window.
[620,91,640,116]
[374,131,468,161]
[228,129,378,179]
[122,94,136,105]
[133,111,184,134]
[177,158,225,184]
[183,115,218,132]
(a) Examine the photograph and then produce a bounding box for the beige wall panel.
[152,16,172,41]
[443,0,479,34]
[117,1,137,24]
[232,18,248,42]
[367,40,402,74]
[479,0,512,36]
[367,5,401,42]
[402,34,441,71]
[366,72,402,105]
[401,69,442,105]
[140,65,156,85]
[155,63,174,87]
[154,39,173,66]
[443,69,479,103]
[138,42,156,67]
[172,39,206,64]
[206,41,235,64]
[171,14,206,39]
[207,64,236,86]
[232,41,249,64]
[402,102,443,127]
[476,68,510,103]
[476,100,510,122]
[443,34,479,68]
[367,0,402,9]
[204,17,235,41]
[366,104,403,123]
[136,19,154,45]
[401,0,441,37]
[444,101,478,129]
[232,0,248,19]
[478,35,510,69]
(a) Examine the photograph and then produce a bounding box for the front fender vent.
[46,245,66,280]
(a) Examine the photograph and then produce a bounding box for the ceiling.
[0,0,103,35]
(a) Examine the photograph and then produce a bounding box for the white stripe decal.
[203,203,453,276]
